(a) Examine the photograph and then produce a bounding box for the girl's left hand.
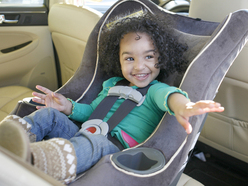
[175,100,224,134]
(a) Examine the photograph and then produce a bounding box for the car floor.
[184,142,248,186]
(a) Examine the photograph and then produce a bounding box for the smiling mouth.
[132,73,149,79]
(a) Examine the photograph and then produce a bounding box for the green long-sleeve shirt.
[68,77,188,148]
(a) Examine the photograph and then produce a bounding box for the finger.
[32,92,46,100]
[186,101,213,110]
[36,85,53,95]
[32,97,45,105]
[186,123,192,134]
[202,106,224,113]
[185,106,206,117]
[195,102,224,113]
[195,101,221,109]
[177,116,193,134]
[36,106,46,110]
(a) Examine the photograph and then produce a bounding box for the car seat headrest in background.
[48,3,102,85]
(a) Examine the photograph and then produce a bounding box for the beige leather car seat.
[0,86,33,121]
[0,4,102,121]
[189,0,248,163]
[48,3,102,85]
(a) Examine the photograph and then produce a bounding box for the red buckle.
[81,119,109,136]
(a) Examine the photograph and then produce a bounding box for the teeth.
[135,74,147,77]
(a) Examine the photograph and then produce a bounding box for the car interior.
[0,0,248,185]
[0,1,102,121]
[183,0,248,185]
[190,0,248,164]
[48,3,102,85]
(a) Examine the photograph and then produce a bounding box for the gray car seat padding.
[11,0,248,185]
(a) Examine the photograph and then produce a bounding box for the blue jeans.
[24,107,120,174]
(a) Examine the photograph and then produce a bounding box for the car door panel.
[0,7,58,91]
[0,31,39,63]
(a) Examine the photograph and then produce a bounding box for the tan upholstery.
[189,0,248,163]
[48,3,102,84]
[177,174,204,186]
[0,86,33,120]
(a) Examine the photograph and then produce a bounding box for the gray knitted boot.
[0,115,36,142]
[0,118,77,184]
[0,116,31,162]
[30,138,77,184]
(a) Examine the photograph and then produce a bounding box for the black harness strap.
[87,79,129,121]
[88,96,118,121]
[107,86,150,131]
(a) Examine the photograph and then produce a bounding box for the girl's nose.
[134,59,145,70]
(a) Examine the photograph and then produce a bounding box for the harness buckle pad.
[80,119,109,136]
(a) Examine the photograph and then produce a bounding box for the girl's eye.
[146,55,154,59]
[126,57,134,61]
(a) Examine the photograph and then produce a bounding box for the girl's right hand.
[32,85,72,115]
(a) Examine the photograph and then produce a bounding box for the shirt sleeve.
[67,99,94,123]
[67,77,123,122]
[149,82,189,115]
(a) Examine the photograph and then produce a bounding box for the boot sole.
[0,118,31,162]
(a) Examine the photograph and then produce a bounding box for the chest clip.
[108,86,145,106]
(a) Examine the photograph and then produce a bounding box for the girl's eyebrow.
[121,51,132,56]
[145,49,156,54]
[121,49,156,56]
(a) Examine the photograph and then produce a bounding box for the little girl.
[0,12,224,184]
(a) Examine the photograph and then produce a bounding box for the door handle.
[0,14,19,24]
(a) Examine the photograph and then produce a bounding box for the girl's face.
[119,32,160,88]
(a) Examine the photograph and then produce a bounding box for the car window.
[84,0,117,14]
[0,0,44,6]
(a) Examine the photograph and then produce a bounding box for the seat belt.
[81,80,151,149]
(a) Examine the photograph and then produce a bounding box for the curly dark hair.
[99,12,188,81]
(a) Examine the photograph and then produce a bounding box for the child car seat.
[10,0,248,185]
